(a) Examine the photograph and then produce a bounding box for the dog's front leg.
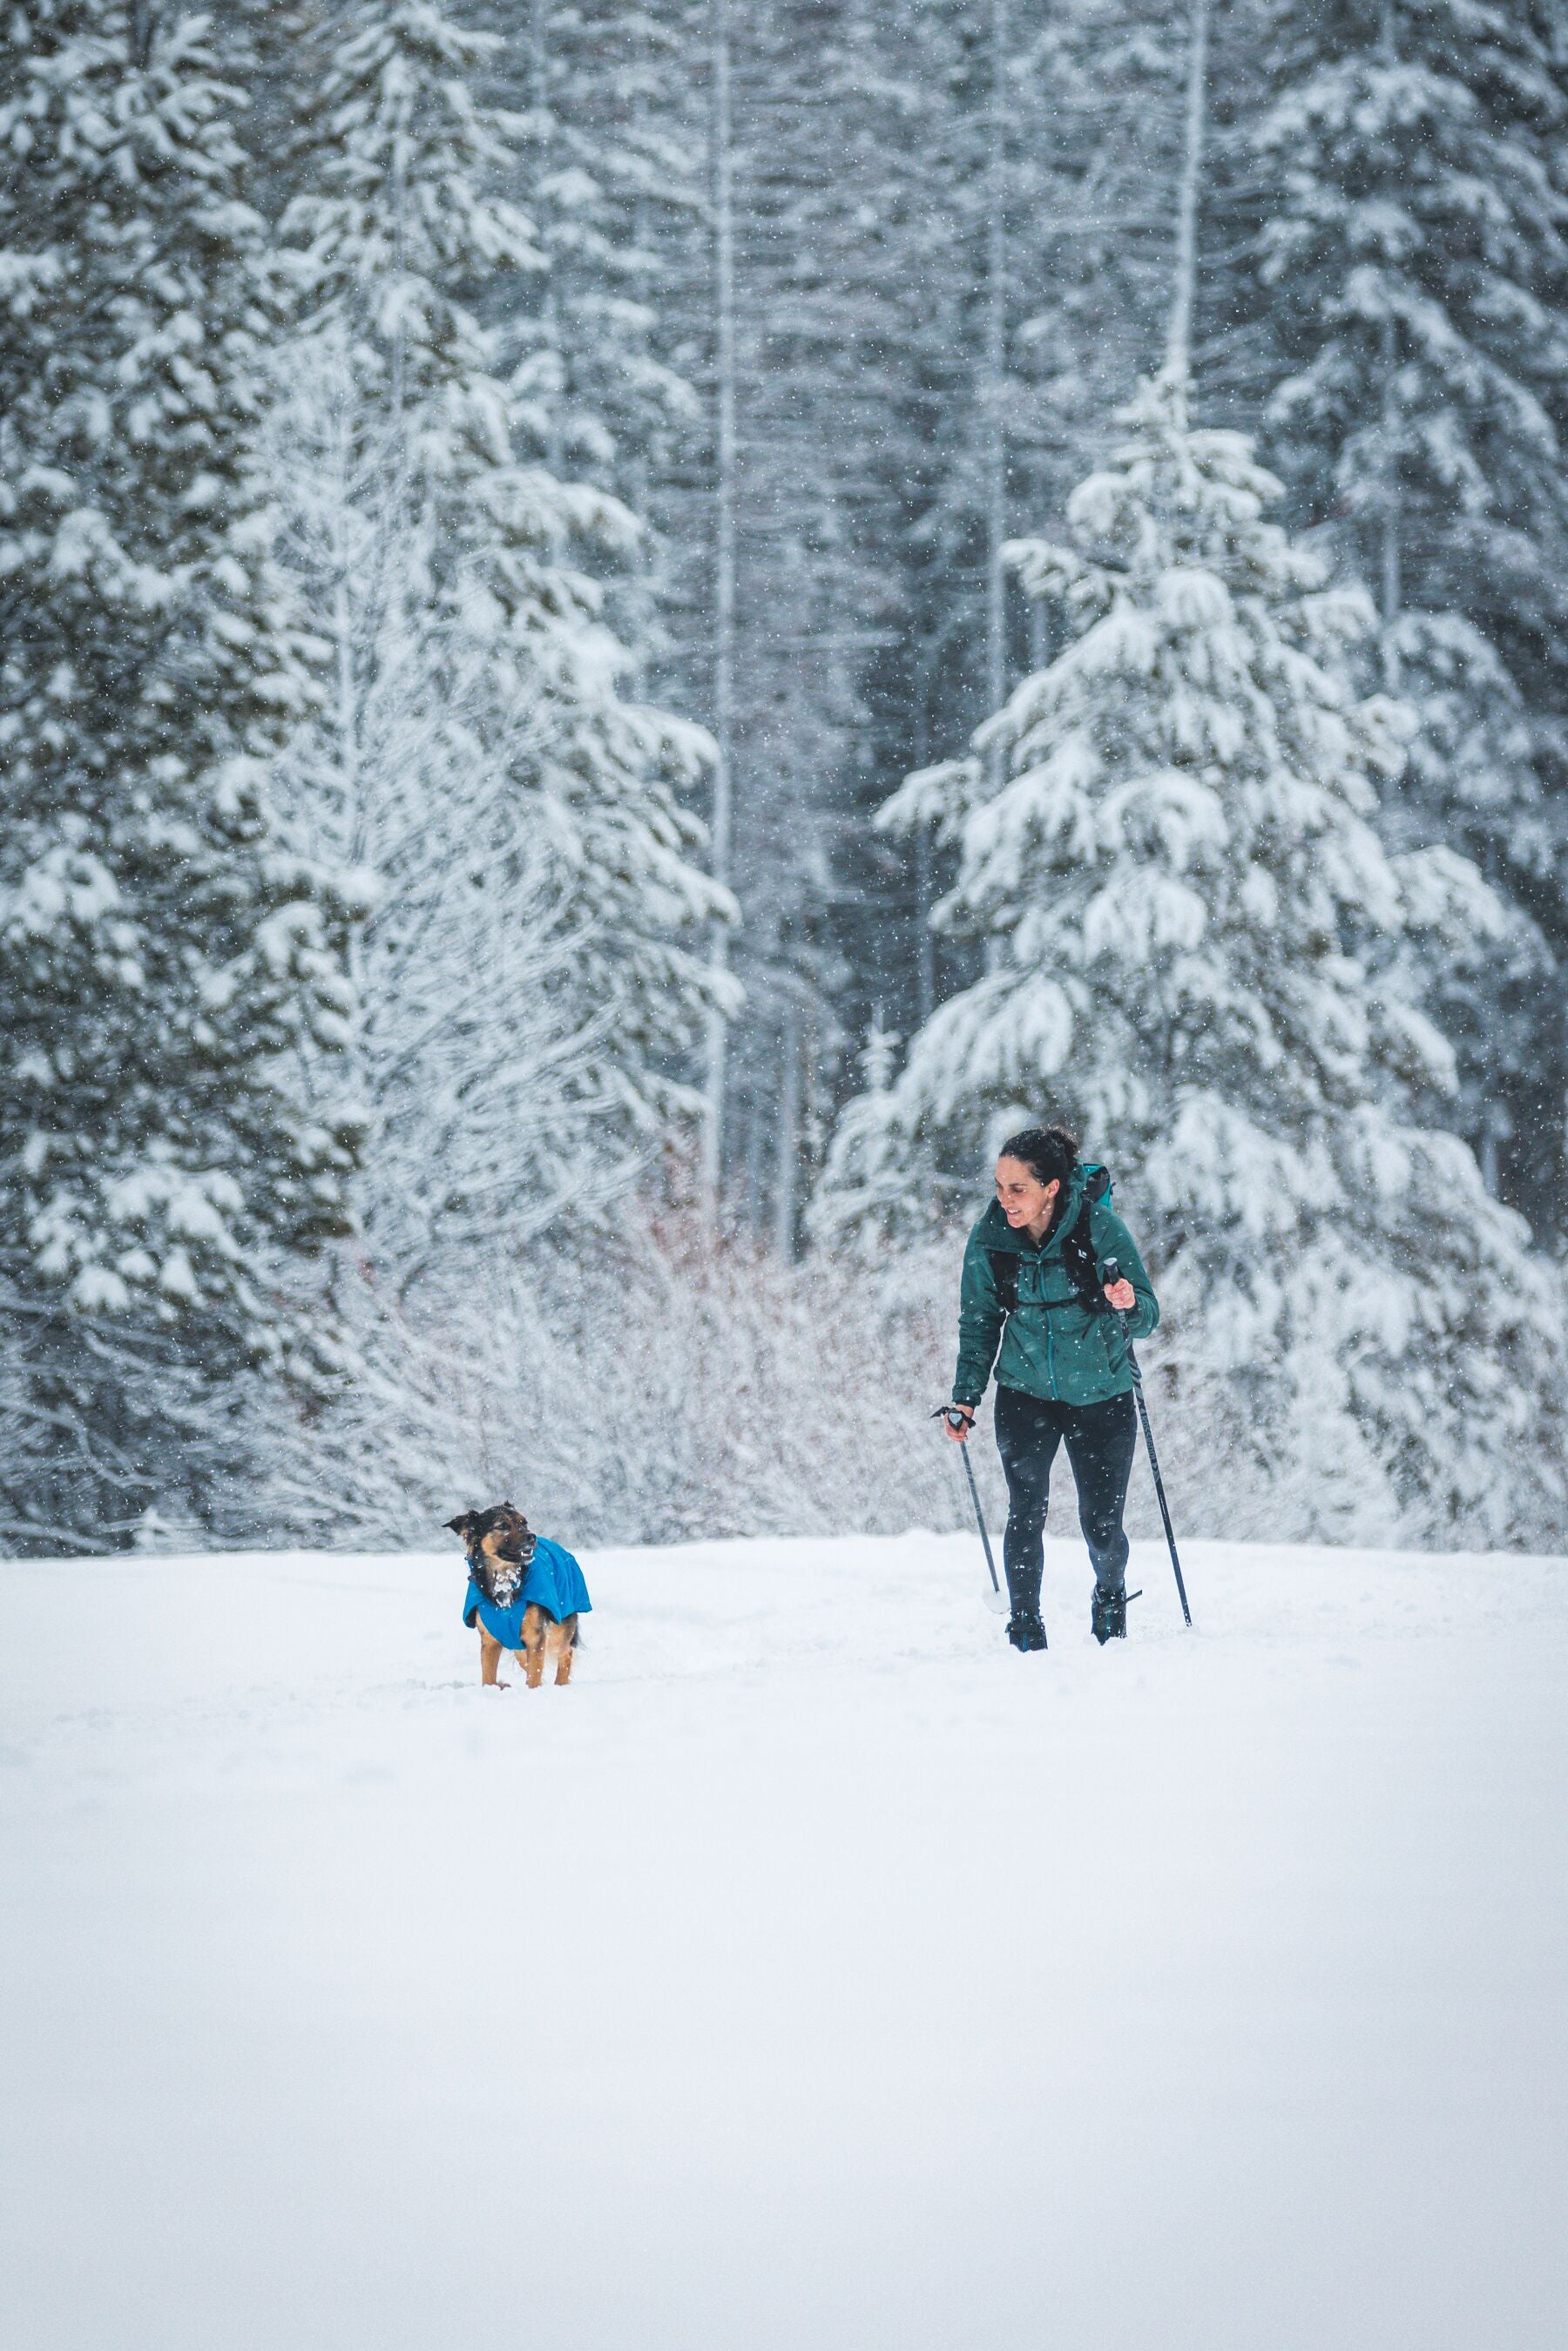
[521,1604,546,1689]
[479,1630,505,1687]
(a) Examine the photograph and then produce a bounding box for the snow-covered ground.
[3,1530,1565,2351]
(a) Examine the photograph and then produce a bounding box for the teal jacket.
[954,1164,1159,1409]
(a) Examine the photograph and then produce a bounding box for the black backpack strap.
[1061,1195,1106,1312]
[987,1249,1019,1314]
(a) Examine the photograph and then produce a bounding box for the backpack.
[989,1165,1112,1317]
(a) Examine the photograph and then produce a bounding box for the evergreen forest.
[4,0,1567,1554]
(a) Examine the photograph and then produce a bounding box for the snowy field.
[3,1530,1565,2351]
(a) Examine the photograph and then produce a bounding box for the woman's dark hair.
[997,1123,1078,1191]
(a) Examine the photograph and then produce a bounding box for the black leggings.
[994,1385,1138,1600]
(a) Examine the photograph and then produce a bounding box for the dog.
[444,1503,589,1689]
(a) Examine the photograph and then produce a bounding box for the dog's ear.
[444,1513,475,1537]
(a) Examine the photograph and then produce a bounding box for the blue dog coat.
[462,1535,592,1648]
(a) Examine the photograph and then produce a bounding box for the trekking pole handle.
[1103,1256,1139,1314]
[1101,1255,1143,1383]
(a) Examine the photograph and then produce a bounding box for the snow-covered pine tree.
[0,2,363,1551]
[266,0,732,1272]
[1243,0,1568,1215]
[472,1,701,530]
[815,370,1565,1545]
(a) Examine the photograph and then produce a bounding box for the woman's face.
[996,1155,1059,1232]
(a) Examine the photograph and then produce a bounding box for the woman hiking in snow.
[944,1125,1159,1649]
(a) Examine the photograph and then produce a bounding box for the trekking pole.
[1102,1259,1192,1628]
[932,1406,1024,1629]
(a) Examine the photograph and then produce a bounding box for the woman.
[944,1124,1159,1649]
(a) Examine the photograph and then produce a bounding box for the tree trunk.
[1378,0,1402,689]
[774,1006,801,1260]
[985,0,1009,737]
[983,0,1010,977]
[703,0,738,1199]
[1166,0,1211,376]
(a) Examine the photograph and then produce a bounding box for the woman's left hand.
[1104,1278,1136,1312]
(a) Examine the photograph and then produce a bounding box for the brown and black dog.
[446,1503,579,1689]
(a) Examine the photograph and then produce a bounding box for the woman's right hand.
[943,1404,976,1442]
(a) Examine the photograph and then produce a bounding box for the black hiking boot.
[1004,1567,1047,1652]
[1092,1583,1128,1645]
